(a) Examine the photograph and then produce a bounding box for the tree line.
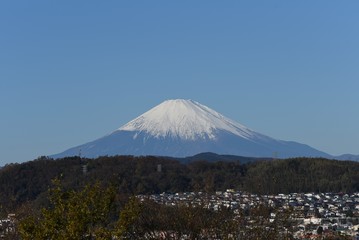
[0,155,358,215]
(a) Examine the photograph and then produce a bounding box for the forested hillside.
[0,155,359,215]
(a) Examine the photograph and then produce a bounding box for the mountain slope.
[335,154,359,161]
[52,99,332,159]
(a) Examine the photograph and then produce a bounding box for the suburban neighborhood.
[138,190,359,239]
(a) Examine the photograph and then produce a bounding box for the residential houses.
[138,191,359,239]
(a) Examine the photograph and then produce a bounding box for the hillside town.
[138,190,359,239]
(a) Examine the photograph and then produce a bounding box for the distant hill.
[335,154,359,161]
[179,152,270,164]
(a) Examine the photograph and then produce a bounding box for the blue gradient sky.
[1,1,358,164]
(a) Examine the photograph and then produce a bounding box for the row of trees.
[245,158,359,194]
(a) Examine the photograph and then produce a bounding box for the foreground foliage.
[17,181,297,240]
[19,180,118,239]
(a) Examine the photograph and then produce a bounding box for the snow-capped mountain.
[120,99,255,141]
[52,99,331,159]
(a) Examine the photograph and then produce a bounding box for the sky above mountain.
[1,1,359,164]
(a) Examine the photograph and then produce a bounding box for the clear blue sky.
[1,1,358,164]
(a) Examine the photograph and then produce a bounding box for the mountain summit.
[52,99,331,159]
[119,99,255,140]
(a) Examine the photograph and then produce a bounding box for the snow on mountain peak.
[118,99,255,140]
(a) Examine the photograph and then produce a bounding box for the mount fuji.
[52,99,331,159]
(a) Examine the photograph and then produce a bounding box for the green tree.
[18,179,117,239]
[115,197,143,239]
